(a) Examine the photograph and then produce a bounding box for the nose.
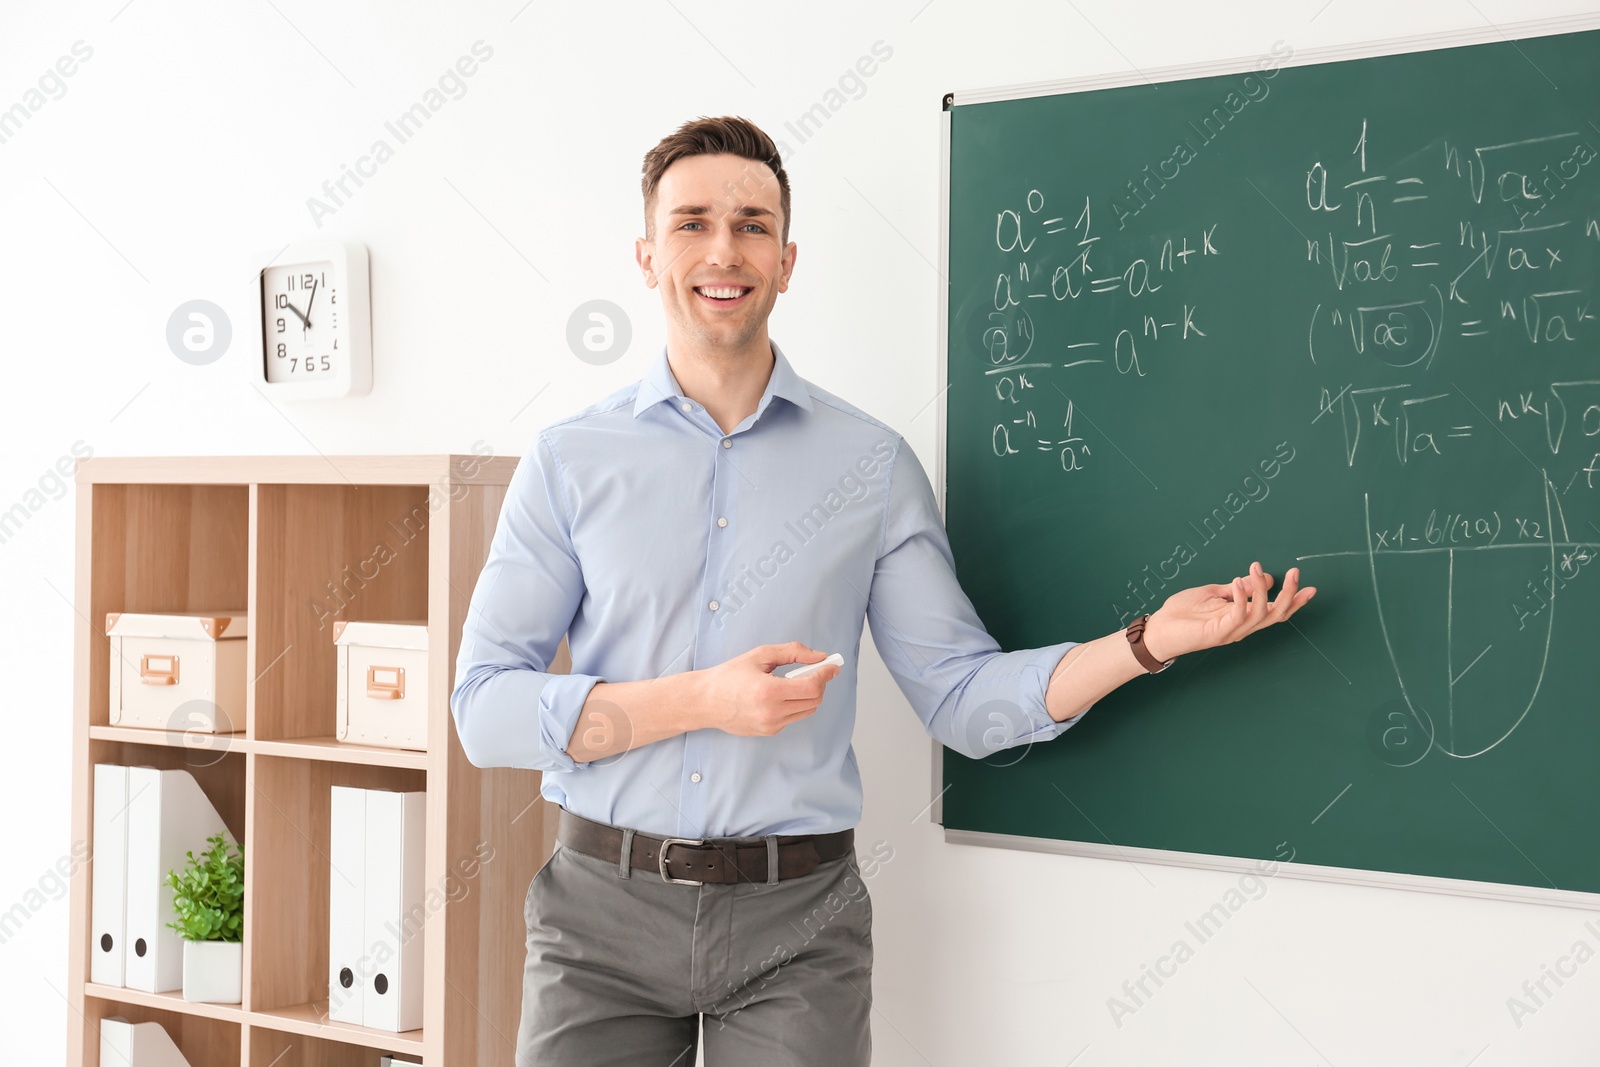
[704,218,743,269]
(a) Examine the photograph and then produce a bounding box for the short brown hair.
[641,115,791,245]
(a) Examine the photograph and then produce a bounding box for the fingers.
[757,641,824,670]
[1267,566,1297,620]
[1240,574,1262,631]
[780,665,839,701]
[776,672,835,726]
[1220,563,1270,639]
[1215,569,1271,599]
[772,707,821,733]
[779,700,823,723]
[1209,561,1319,650]
[1249,562,1270,626]
[1254,565,1318,629]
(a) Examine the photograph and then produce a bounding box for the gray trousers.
[515,827,874,1066]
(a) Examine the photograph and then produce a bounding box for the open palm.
[1146,561,1316,662]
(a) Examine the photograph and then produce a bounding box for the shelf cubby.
[246,755,426,1020]
[80,990,242,1067]
[247,1020,420,1065]
[251,482,430,745]
[82,481,250,732]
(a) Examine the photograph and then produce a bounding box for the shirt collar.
[632,339,814,420]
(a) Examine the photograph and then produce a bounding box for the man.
[450,115,1316,1066]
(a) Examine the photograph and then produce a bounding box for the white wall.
[3,0,1596,1062]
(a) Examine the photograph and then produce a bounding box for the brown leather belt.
[556,806,854,886]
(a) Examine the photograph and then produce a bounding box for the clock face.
[252,240,371,399]
[261,261,342,383]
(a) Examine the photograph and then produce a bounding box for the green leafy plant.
[165,832,244,942]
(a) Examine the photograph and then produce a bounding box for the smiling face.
[636,152,796,355]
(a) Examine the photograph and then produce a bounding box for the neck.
[665,328,775,435]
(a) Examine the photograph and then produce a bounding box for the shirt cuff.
[535,671,605,773]
[1018,639,1091,741]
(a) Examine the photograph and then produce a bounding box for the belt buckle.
[658,837,707,885]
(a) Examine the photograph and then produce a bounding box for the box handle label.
[139,653,179,686]
[367,665,405,701]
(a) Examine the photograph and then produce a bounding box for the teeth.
[696,287,748,299]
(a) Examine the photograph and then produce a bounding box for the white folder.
[363,789,426,1032]
[328,785,367,1025]
[123,767,228,993]
[100,1018,194,1066]
[90,764,131,987]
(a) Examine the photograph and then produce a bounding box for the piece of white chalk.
[784,652,844,679]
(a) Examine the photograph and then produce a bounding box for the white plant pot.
[181,939,242,1004]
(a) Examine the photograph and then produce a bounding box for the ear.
[635,235,657,288]
[777,240,797,293]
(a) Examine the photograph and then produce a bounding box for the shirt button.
[708,600,719,611]
[721,438,732,448]
[717,517,728,528]
[690,772,702,783]
[681,401,692,412]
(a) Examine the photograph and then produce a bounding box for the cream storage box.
[106,611,248,734]
[334,620,429,751]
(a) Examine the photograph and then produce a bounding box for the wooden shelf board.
[76,454,517,487]
[88,726,429,769]
[85,982,248,1025]
[90,724,247,752]
[85,985,425,1055]
[249,736,429,770]
[248,1001,425,1053]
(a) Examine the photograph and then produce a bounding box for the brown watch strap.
[1125,614,1175,674]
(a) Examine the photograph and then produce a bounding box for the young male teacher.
[450,115,1317,1066]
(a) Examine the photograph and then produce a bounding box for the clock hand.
[283,300,310,328]
[303,279,318,328]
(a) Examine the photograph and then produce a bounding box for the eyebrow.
[667,204,776,220]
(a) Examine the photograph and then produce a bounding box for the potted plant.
[166,831,244,1003]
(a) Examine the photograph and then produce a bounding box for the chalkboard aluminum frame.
[932,12,1600,910]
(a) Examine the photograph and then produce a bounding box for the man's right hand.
[699,642,842,737]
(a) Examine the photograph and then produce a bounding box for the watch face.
[261,261,340,382]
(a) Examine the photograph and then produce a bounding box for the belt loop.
[618,827,635,879]
[765,834,779,885]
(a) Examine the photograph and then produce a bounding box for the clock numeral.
[277,343,286,358]
[284,355,334,374]
[276,318,285,333]
[275,293,289,309]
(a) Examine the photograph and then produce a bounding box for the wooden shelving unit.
[66,456,568,1066]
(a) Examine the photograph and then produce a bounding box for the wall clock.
[252,239,372,399]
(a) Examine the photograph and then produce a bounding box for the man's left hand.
[1144,560,1316,662]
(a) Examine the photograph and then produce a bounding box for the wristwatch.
[1125,613,1176,674]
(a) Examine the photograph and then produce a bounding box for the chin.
[689,319,762,349]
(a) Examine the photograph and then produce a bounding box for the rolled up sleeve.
[865,438,1090,761]
[450,432,603,772]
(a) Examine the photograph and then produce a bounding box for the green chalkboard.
[940,21,1600,900]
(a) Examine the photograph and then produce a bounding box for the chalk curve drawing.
[1363,472,1563,762]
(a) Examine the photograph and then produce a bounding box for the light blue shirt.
[450,340,1088,837]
